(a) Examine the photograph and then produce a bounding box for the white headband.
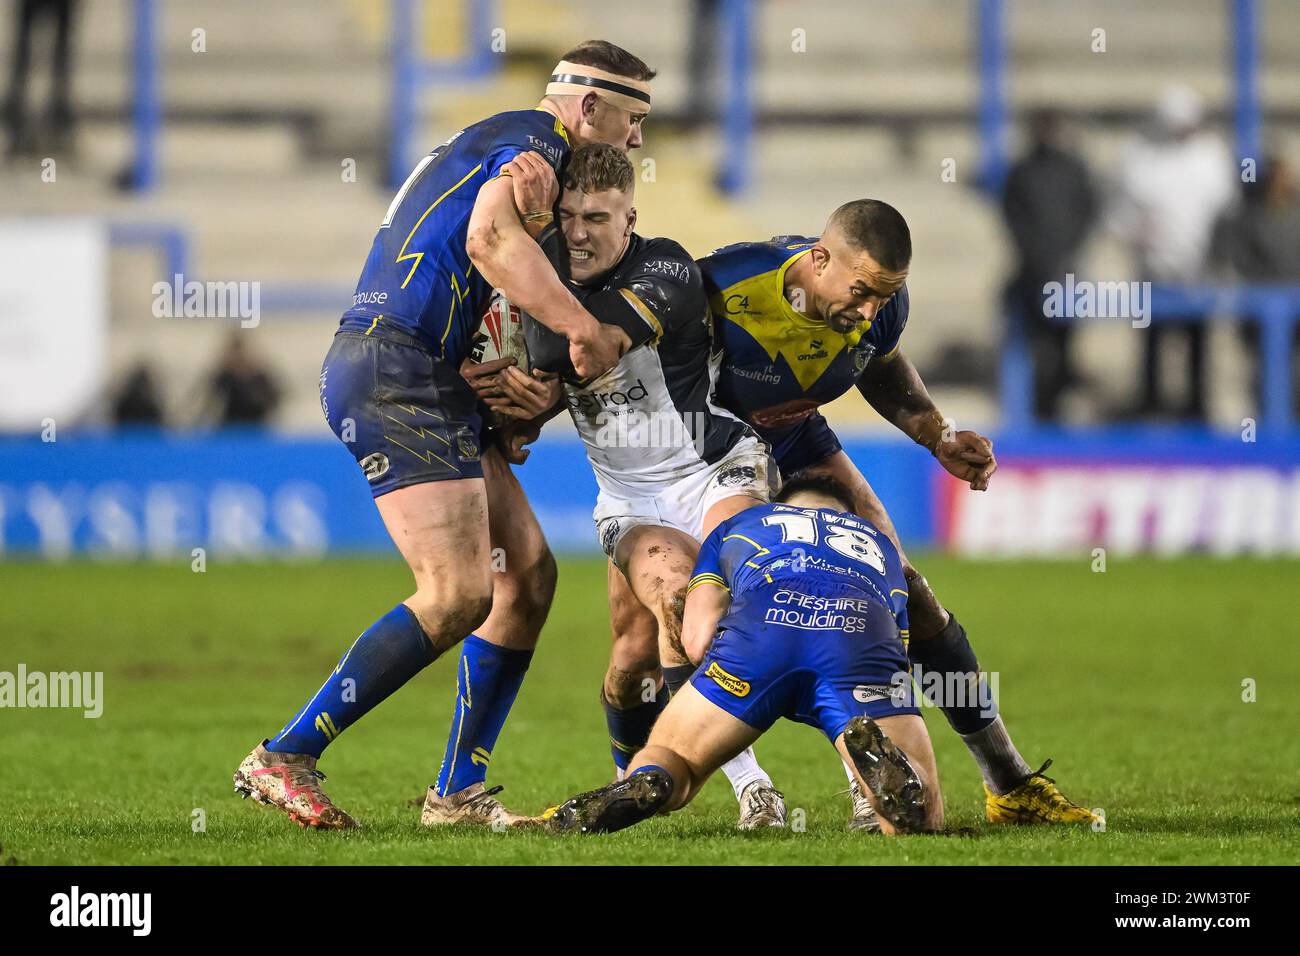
[546,58,652,114]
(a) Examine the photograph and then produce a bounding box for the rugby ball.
[471,289,531,370]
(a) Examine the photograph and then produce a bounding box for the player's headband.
[546,59,652,114]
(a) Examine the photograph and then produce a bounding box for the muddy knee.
[407,585,492,653]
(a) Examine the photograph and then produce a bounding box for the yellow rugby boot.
[984,759,1097,826]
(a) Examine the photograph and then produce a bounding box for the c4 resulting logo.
[706,661,751,698]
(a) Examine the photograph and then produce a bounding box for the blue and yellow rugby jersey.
[700,235,910,438]
[338,109,571,364]
[689,502,910,638]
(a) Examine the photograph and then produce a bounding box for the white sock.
[960,716,1033,794]
[720,747,771,800]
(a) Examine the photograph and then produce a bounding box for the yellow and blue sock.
[434,635,533,796]
[602,683,667,773]
[267,604,436,758]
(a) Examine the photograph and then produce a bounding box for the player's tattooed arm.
[466,177,624,380]
[681,581,730,665]
[856,349,997,491]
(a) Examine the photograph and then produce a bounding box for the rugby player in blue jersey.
[234,41,654,830]
[547,475,943,836]
[581,200,1093,830]
[691,201,1094,827]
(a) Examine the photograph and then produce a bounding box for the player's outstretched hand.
[506,151,559,222]
[495,419,542,465]
[460,356,517,401]
[484,366,562,420]
[569,323,631,382]
[933,430,997,491]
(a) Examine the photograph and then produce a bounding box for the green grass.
[1,555,1297,865]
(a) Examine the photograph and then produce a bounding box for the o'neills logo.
[568,378,648,413]
[706,661,750,697]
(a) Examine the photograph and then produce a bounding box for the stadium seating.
[3,0,1297,431]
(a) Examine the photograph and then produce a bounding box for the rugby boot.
[842,716,928,834]
[736,780,787,829]
[985,759,1097,825]
[233,740,358,830]
[420,782,540,829]
[548,769,674,835]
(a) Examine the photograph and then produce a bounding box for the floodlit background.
[3,0,1300,557]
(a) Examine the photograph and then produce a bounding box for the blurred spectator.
[4,0,80,157]
[111,364,165,426]
[1213,155,1300,282]
[204,334,281,427]
[1110,86,1237,420]
[1212,154,1300,413]
[1001,109,1099,419]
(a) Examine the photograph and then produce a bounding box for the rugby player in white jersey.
[470,143,789,827]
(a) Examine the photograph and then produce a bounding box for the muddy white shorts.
[593,435,778,562]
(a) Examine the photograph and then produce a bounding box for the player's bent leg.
[838,715,944,835]
[236,477,493,830]
[380,477,495,647]
[548,684,762,835]
[424,448,556,828]
[603,564,666,779]
[634,682,764,811]
[615,523,698,668]
[616,524,784,827]
[793,451,939,826]
[801,451,1095,824]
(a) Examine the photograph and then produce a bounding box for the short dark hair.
[827,199,912,271]
[560,40,657,81]
[564,143,634,194]
[774,473,856,513]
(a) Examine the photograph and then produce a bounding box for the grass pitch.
[1,555,1296,865]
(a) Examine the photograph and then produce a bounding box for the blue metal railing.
[977,0,1262,193]
[717,0,755,196]
[975,0,1009,194]
[109,221,189,278]
[1231,0,1261,164]
[127,0,160,190]
[109,221,353,314]
[389,0,500,188]
[1002,285,1300,434]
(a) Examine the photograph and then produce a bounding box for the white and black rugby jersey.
[560,234,756,498]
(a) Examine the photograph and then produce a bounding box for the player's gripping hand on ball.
[488,365,562,420]
[461,358,562,420]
